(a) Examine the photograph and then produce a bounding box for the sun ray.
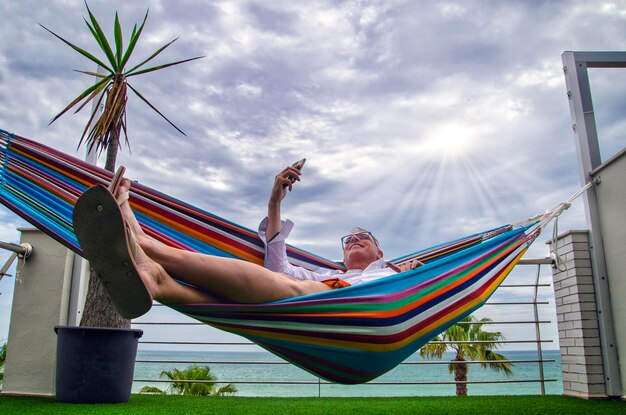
[458,153,508,222]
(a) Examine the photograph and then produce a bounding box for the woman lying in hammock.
[72,164,422,319]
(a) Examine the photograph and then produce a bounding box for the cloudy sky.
[1,0,625,353]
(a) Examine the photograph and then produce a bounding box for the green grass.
[0,395,624,415]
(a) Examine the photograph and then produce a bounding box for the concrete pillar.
[1,228,73,397]
[549,230,607,399]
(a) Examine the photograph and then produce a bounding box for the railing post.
[532,263,546,395]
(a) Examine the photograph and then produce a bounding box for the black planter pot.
[54,326,143,403]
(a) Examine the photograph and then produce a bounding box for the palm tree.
[41,3,202,328]
[419,315,513,396]
[140,365,237,396]
[0,340,6,388]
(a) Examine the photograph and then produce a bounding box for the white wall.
[592,149,626,399]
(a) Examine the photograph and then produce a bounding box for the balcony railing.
[131,258,561,397]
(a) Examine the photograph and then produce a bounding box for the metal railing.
[0,240,32,284]
[131,258,560,396]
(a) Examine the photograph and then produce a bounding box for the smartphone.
[283,158,306,188]
[292,158,306,170]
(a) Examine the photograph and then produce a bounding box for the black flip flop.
[73,185,152,319]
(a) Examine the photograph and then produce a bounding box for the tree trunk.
[79,130,130,328]
[454,358,468,396]
[104,135,119,172]
[80,268,131,328]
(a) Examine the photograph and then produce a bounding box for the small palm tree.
[41,3,202,328]
[0,340,6,388]
[419,315,513,396]
[41,2,203,167]
[140,365,237,396]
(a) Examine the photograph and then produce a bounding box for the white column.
[2,229,72,396]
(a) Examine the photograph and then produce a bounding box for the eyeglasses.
[341,231,377,250]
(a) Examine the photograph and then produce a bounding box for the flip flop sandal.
[73,184,152,319]
[108,166,138,258]
[109,165,131,207]
[108,165,126,191]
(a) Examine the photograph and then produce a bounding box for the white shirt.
[258,217,397,286]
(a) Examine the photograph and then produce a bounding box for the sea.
[132,349,563,397]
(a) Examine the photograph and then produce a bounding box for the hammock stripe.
[0,129,541,384]
[0,130,341,270]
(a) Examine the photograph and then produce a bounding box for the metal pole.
[0,240,32,257]
[532,264,546,395]
[84,64,105,164]
[561,50,624,397]
[0,241,32,284]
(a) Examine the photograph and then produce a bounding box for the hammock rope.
[0,129,571,384]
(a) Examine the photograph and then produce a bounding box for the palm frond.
[214,384,238,396]
[445,324,468,343]
[82,79,127,155]
[483,350,514,375]
[73,78,111,114]
[119,9,149,69]
[121,106,130,150]
[77,83,109,150]
[127,83,186,135]
[0,341,6,367]
[139,386,166,395]
[113,12,123,67]
[39,24,112,73]
[0,340,6,385]
[124,37,179,75]
[95,83,126,148]
[419,335,447,359]
[48,75,111,125]
[84,1,118,70]
[83,18,106,58]
[73,69,109,78]
[126,55,204,78]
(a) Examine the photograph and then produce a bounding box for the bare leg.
[116,180,332,304]
[143,244,331,303]
[116,179,175,258]
[117,179,152,244]
[133,245,222,305]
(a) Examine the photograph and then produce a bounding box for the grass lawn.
[0,395,624,415]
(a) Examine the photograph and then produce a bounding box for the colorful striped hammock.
[0,129,548,384]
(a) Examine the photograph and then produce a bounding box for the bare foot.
[133,240,221,305]
[115,179,145,237]
[111,181,217,305]
[114,179,165,255]
[132,242,166,302]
